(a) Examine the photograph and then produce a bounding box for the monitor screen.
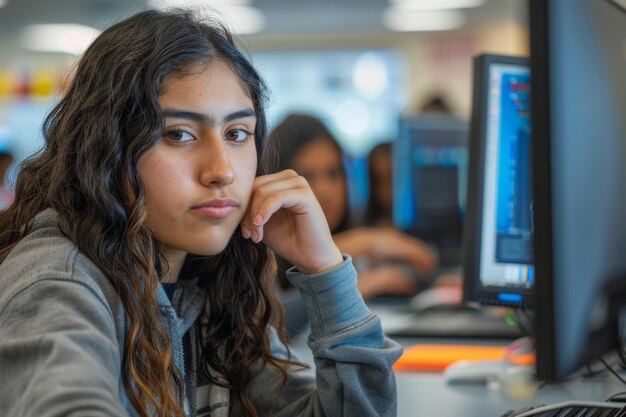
[530,0,626,381]
[392,115,468,266]
[463,54,534,309]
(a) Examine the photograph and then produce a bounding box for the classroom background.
[0,0,528,212]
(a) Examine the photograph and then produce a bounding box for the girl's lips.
[191,199,239,219]
[191,205,237,219]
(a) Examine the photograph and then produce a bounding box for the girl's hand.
[240,169,343,275]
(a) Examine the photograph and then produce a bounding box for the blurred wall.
[245,16,529,122]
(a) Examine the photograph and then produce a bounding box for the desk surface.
[393,369,623,417]
[289,302,626,417]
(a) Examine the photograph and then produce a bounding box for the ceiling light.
[383,8,466,32]
[20,24,101,55]
[389,0,486,9]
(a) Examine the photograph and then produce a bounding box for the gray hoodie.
[0,209,402,416]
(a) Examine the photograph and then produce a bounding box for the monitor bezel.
[462,53,533,309]
[528,0,555,380]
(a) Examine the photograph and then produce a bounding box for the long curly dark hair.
[0,9,294,417]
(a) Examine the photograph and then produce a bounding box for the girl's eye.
[165,129,195,142]
[225,129,252,142]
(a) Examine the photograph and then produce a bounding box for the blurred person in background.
[0,151,13,209]
[363,139,463,299]
[269,113,439,337]
[363,141,393,227]
[418,94,454,116]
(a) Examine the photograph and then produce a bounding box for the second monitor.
[393,115,468,267]
[463,53,534,309]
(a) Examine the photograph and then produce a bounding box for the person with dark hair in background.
[0,10,401,417]
[0,149,14,209]
[363,139,464,299]
[419,94,454,115]
[269,113,438,337]
[363,141,393,227]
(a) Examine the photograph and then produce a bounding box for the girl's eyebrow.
[162,108,256,124]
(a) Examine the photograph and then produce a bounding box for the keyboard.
[387,305,524,339]
[502,400,625,416]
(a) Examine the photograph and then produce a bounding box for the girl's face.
[290,138,347,232]
[138,60,258,261]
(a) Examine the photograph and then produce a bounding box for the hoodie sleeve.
[0,278,128,417]
[239,255,403,417]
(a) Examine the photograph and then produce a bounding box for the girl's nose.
[199,139,235,187]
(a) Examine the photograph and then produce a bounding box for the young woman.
[268,113,439,336]
[0,10,401,417]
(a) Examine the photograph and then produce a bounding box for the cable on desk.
[584,361,609,378]
[607,391,626,402]
[600,357,626,385]
[616,338,626,370]
[537,359,615,391]
[537,380,549,389]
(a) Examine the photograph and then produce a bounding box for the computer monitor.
[530,0,626,381]
[462,54,534,309]
[392,115,468,266]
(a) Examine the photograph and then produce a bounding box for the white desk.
[290,302,626,417]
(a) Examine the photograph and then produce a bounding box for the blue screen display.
[478,63,534,289]
[494,73,533,266]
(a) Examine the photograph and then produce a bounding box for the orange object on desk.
[393,344,508,372]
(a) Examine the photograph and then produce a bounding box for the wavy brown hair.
[0,9,296,417]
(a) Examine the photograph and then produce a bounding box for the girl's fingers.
[242,169,341,273]
[251,169,300,189]
[241,171,310,240]
[251,173,310,216]
[248,187,311,243]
